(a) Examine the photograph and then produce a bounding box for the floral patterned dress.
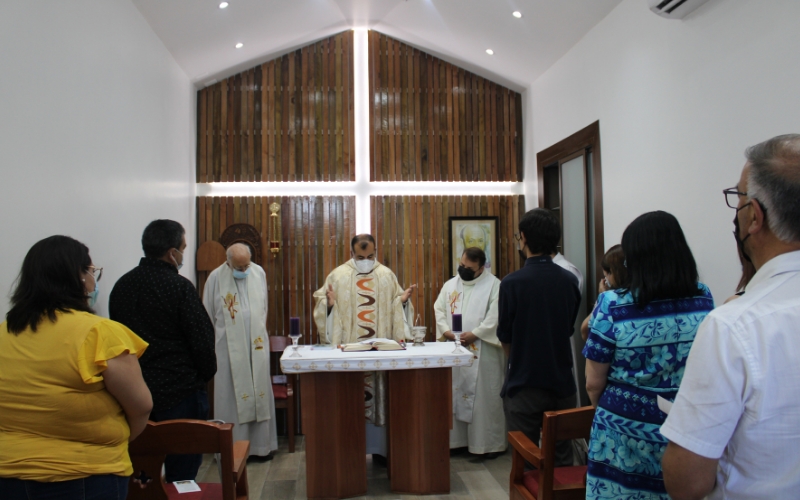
[582,284,714,499]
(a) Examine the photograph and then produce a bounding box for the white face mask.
[172,248,184,271]
[354,258,375,274]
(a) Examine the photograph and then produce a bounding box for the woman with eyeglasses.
[0,235,152,499]
[582,211,714,500]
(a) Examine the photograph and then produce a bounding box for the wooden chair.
[508,406,595,500]
[270,335,296,453]
[128,420,249,500]
[196,241,227,272]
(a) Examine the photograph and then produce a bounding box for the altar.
[281,342,474,499]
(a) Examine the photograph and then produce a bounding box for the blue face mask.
[87,281,99,308]
[232,268,250,279]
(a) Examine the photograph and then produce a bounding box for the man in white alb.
[203,243,277,458]
[661,134,800,499]
[435,247,506,457]
[312,234,416,460]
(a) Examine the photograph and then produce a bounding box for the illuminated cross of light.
[196,29,524,232]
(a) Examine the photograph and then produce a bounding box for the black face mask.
[733,208,752,263]
[457,265,477,281]
[517,240,528,263]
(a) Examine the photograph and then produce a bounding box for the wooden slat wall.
[197,31,355,182]
[368,32,523,182]
[196,196,355,344]
[371,195,525,340]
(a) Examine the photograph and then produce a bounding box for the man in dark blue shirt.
[497,208,581,467]
[110,219,215,482]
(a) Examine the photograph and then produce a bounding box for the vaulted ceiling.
[133,0,622,90]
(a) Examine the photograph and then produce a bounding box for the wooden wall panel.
[368,32,523,182]
[370,195,524,340]
[196,196,355,345]
[197,32,354,183]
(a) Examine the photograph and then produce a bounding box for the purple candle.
[452,314,462,332]
[290,317,300,337]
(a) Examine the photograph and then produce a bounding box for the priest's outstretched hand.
[401,283,417,303]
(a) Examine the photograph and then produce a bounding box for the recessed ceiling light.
[235,42,244,49]
[486,49,494,55]
[219,2,229,8]
[512,11,522,18]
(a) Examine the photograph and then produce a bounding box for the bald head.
[226,243,252,272]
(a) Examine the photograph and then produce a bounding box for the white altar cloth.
[280,342,474,374]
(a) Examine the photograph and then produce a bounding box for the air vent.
[647,0,709,19]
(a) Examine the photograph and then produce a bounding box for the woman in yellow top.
[0,235,153,499]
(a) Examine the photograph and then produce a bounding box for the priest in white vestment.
[313,234,415,458]
[435,247,507,456]
[203,243,277,457]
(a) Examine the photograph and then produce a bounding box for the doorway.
[537,121,604,407]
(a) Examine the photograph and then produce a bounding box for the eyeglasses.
[86,266,103,282]
[513,233,521,242]
[723,187,747,209]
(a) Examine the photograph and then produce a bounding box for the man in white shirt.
[661,134,800,500]
[551,252,583,294]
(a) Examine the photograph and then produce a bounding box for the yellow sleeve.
[77,320,149,384]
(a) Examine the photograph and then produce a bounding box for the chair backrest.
[269,335,290,352]
[543,406,595,443]
[196,241,227,271]
[128,419,237,500]
[538,406,595,499]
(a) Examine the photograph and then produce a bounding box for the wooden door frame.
[536,121,604,305]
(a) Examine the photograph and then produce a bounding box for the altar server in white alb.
[203,243,277,458]
[435,247,506,457]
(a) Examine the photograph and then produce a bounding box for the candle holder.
[451,313,463,353]
[289,333,302,358]
[269,202,281,257]
[288,317,302,358]
[451,330,463,353]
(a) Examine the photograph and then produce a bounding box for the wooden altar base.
[387,367,452,495]
[301,371,366,500]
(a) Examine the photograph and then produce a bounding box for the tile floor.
[196,437,512,500]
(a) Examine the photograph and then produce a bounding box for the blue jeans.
[0,474,128,500]
[148,389,209,483]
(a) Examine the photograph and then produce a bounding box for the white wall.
[0,0,196,318]
[525,0,800,298]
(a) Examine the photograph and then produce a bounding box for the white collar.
[747,250,800,291]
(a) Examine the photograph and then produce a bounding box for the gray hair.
[226,243,252,260]
[746,134,800,243]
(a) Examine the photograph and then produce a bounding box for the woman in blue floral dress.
[583,211,714,499]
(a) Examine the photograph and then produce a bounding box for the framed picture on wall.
[449,216,499,277]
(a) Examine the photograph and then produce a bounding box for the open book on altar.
[340,338,406,352]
